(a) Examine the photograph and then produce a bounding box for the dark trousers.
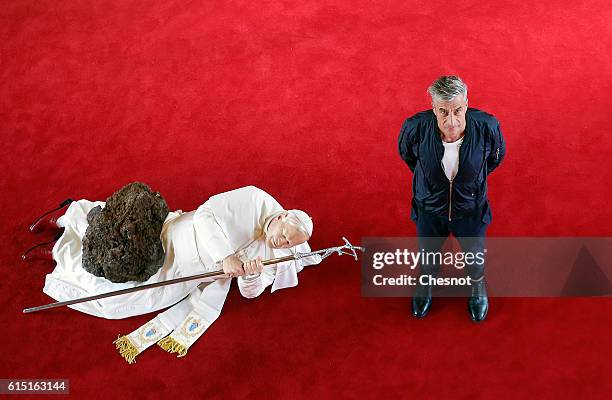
[415,210,488,280]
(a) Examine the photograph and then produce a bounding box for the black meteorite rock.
[82,182,169,283]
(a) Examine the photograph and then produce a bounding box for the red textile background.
[1,0,611,398]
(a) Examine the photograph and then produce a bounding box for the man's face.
[432,94,468,138]
[265,214,309,249]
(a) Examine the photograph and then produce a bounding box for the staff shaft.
[23,254,297,314]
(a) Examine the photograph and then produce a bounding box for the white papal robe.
[42,185,321,362]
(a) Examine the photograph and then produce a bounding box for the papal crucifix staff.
[24,238,365,314]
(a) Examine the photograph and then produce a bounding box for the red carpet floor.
[1,1,611,398]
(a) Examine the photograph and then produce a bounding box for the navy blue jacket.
[398,108,506,223]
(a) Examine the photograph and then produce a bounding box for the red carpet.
[1,0,611,398]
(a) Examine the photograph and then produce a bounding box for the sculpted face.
[265,214,309,249]
[432,93,468,141]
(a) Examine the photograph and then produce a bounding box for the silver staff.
[23,237,365,314]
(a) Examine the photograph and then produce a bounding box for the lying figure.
[24,184,321,363]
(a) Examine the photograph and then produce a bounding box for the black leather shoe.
[22,228,64,262]
[468,279,488,322]
[412,282,432,318]
[29,198,74,233]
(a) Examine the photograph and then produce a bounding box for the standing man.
[398,76,505,322]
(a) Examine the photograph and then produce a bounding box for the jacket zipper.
[448,179,453,221]
[442,131,465,222]
[495,147,500,161]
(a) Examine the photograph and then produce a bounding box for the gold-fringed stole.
[157,336,188,358]
[113,335,139,364]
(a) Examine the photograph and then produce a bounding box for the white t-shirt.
[441,136,464,181]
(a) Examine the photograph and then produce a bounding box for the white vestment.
[43,185,321,362]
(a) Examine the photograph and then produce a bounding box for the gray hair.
[427,76,468,103]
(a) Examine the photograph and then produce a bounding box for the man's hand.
[243,256,264,276]
[222,255,245,278]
